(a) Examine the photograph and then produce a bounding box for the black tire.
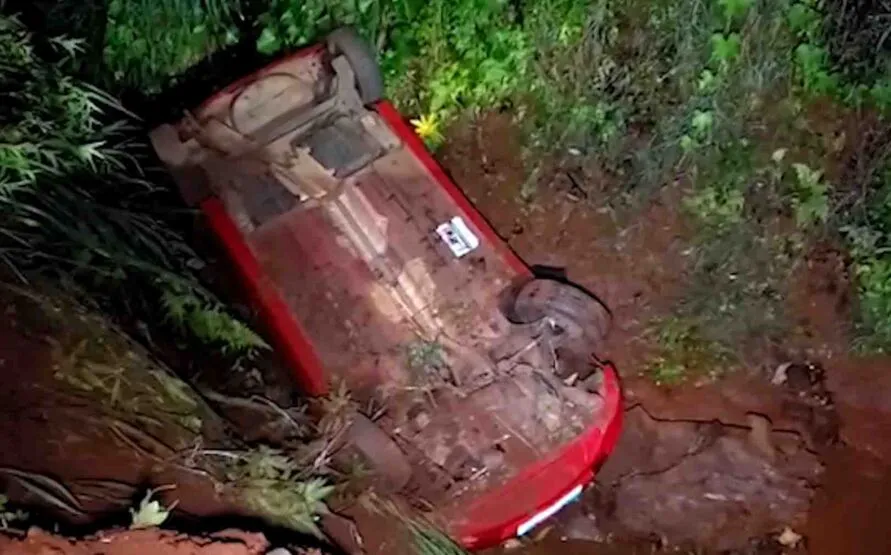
[327,27,385,105]
[507,279,611,347]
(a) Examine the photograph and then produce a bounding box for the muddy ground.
[439,113,891,555]
[2,112,891,555]
[0,528,274,555]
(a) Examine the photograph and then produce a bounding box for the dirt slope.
[440,113,891,554]
[0,284,239,522]
[0,528,271,555]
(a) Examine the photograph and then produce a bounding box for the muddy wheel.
[327,27,384,105]
[507,279,611,349]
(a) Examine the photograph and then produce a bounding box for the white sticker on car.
[436,216,479,258]
[516,484,583,537]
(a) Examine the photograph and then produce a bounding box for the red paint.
[374,101,531,277]
[200,197,328,396]
[453,364,622,549]
[190,56,621,551]
[370,106,622,548]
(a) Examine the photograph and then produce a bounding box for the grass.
[608,0,891,373]
[647,316,731,386]
[2,282,210,436]
[842,161,891,352]
[409,522,470,555]
[78,0,891,371]
[102,0,241,92]
[3,0,891,548]
[363,495,470,555]
[9,0,891,437]
[405,339,446,380]
[3,282,336,536]
[0,13,264,355]
[213,446,334,537]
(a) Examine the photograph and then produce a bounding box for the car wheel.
[507,279,611,349]
[327,27,385,105]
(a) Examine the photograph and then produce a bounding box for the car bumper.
[451,364,623,550]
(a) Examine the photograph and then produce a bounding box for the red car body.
[151,31,621,550]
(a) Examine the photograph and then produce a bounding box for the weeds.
[789,163,830,228]
[22,0,891,380]
[406,340,445,374]
[674,132,805,364]
[854,256,891,351]
[683,183,745,231]
[0,495,27,530]
[129,486,177,529]
[363,495,469,555]
[9,283,210,432]
[841,163,891,352]
[635,0,857,370]
[221,446,334,537]
[409,522,469,555]
[247,0,625,156]
[103,0,241,91]
[1,14,263,354]
[410,113,445,148]
[787,0,891,110]
[161,285,267,354]
[647,317,730,385]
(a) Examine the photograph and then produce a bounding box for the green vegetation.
[1,0,889,544]
[409,522,470,555]
[129,487,177,529]
[103,0,241,91]
[221,446,334,537]
[406,339,446,376]
[843,162,891,352]
[7,0,891,376]
[647,317,731,386]
[3,282,335,535]
[0,14,264,354]
[365,497,470,555]
[0,495,27,530]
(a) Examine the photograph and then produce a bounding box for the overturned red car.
[151,28,622,550]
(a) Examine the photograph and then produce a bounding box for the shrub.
[102,0,241,91]
[843,166,891,352]
[0,14,264,354]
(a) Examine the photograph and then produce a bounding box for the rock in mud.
[560,512,605,542]
[595,407,821,551]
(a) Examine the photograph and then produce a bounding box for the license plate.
[516,484,583,537]
[436,216,479,258]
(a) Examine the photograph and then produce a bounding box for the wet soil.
[0,528,272,555]
[439,113,690,379]
[439,113,891,554]
[2,110,891,555]
[0,284,240,523]
[0,284,335,554]
[806,447,891,555]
